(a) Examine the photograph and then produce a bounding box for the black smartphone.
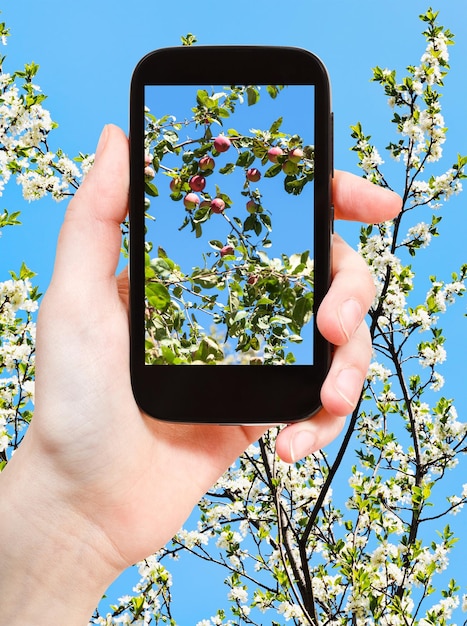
[129,45,333,424]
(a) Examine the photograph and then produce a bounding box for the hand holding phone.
[129,46,333,424]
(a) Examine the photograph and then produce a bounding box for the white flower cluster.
[366,361,392,383]
[277,600,304,621]
[418,29,450,85]
[0,276,37,453]
[426,275,466,313]
[365,19,464,214]
[410,168,463,209]
[16,151,81,201]
[419,594,460,625]
[403,221,432,248]
[0,67,89,202]
[356,138,384,181]
[359,225,418,330]
[350,123,386,185]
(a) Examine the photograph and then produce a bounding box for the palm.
[34,268,266,569]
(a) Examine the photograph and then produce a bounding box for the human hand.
[0,125,400,624]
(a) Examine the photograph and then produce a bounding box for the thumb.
[50,124,129,290]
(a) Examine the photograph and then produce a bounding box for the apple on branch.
[210,198,226,214]
[267,146,283,163]
[246,168,261,182]
[220,244,235,257]
[213,135,231,153]
[183,192,200,210]
[189,175,206,192]
[199,155,215,171]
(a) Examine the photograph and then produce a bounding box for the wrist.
[0,434,121,625]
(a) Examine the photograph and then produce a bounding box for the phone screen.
[143,84,315,366]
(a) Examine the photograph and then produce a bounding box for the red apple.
[267,146,283,163]
[170,177,182,192]
[183,192,200,210]
[189,174,206,192]
[247,275,258,285]
[144,166,155,180]
[288,147,304,163]
[213,135,231,153]
[246,167,261,182]
[199,155,215,171]
[220,244,235,257]
[210,198,226,214]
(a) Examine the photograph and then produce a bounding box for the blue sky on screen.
[1,0,467,621]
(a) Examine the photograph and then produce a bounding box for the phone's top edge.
[137,44,321,55]
[131,45,331,90]
[133,44,327,66]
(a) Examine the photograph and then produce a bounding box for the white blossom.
[419,344,446,368]
[228,586,248,604]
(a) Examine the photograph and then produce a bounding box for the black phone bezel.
[129,45,333,424]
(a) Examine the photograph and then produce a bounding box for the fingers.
[275,230,378,463]
[275,411,347,465]
[317,233,375,346]
[333,170,401,223]
[319,320,371,416]
[275,321,370,463]
[50,125,129,290]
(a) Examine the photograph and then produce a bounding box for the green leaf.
[0,209,21,229]
[270,315,292,325]
[193,204,211,223]
[292,296,313,328]
[163,130,179,144]
[259,213,272,231]
[266,85,284,99]
[146,282,171,311]
[9,262,37,282]
[289,334,303,343]
[246,86,260,106]
[145,181,159,197]
[196,89,209,106]
[192,270,219,289]
[208,240,223,250]
[269,116,283,134]
[219,162,236,175]
[181,33,197,46]
[236,151,255,168]
[244,214,259,233]
[150,258,172,279]
[264,163,282,178]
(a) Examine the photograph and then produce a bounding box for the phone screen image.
[143,84,315,366]
[130,46,332,423]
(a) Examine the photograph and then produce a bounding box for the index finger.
[333,170,402,223]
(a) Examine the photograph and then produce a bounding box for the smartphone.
[129,45,333,424]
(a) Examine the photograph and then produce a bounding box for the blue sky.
[2,0,467,622]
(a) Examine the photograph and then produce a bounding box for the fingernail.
[95,124,110,160]
[335,367,362,408]
[338,299,362,341]
[289,429,316,462]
